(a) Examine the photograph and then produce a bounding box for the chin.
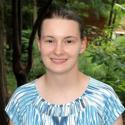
[47,68,69,75]
[46,65,77,75]
[44,60,78,74]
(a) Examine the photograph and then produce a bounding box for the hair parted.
[37,5,85,39]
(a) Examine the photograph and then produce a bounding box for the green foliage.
[114,3,125,28]
[6,29,45,94]
[22,1,33,29]
[79,36,125,105]
[65,0,89,17]
[53,0,111,18]
[86,0,111,18]
[28,41,45,80]
[7,71,17,94]
[22,29,45,80]
[21,29,31,63]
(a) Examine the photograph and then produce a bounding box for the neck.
[43,69,85,91]
[37,68,89,105]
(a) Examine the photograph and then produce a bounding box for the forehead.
[41,18,80,37]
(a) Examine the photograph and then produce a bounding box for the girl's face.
[38,18,87,74]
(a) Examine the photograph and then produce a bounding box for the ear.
[79,37,88,54]
[37,38,41,51]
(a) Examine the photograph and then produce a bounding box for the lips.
[50,58,67,64]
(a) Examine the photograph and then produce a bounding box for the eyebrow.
[41,36,54,39]
[64,36,78,39]
[41,35,78,39]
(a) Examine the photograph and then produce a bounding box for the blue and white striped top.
[5,77,125,125]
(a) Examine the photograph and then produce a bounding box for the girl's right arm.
[9,120,14,125]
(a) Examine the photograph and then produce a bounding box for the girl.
[6,6,125,125]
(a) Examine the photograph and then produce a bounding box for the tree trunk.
[26,0,53,74]
[33,0,37,23]
[112,0,118,26]
[0,0,9,124]
[12,0,27,86]
[108,0,116,26]
[64,0,68,3]
[11,0,53,86]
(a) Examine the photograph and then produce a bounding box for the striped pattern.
[5,78,125,125]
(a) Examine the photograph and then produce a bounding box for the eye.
[65,39,75,44]
[44,39,54,44]
[66,40,73,43]
[46,39,53,43]
[41,36,55,45]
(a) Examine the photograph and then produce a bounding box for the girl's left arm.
[113,116,123,125]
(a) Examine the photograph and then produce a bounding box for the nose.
[54,42,64,56]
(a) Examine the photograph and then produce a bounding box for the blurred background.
[0,0,125,124]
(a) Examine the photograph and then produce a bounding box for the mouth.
[50,58,67,64]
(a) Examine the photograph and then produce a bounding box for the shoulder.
[13,81,37,100]
[15,81,36,94]
[86,77,124,109]
[88,77,115,97]
[5,80,39,124]
[6,81,38,111]
[88,77,125,124]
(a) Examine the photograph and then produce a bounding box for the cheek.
[40,44,54,55]
[65,45,81,54]
[65,48,80,59]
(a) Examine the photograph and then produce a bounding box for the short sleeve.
[103,86,125,125]
[5,88,21,125]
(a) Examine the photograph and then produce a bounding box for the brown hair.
[37,6,85,39]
